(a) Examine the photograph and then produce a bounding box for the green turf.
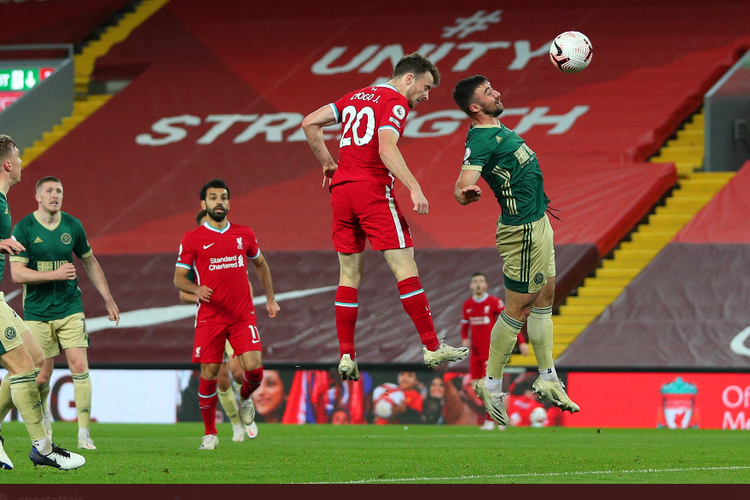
[0,422,748,484]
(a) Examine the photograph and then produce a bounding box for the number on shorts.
[339,105,375,148]
[249,325,260,344]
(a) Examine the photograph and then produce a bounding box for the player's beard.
[485,102,503,117]
[207,206,228,222]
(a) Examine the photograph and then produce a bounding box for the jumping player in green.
[9,176,119,450]
[451,76,580,426]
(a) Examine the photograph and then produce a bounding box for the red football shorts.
[330,181,413,253]
[192,320,261,364]
[470,352,489,380]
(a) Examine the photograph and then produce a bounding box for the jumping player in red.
[174,178,279,450]
[460,272,528,430]
[302,53,468,381]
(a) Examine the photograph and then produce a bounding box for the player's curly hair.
[393,53,441,86]
[199,178,230,200]
[0,135,18,161]
[452,75,489,115]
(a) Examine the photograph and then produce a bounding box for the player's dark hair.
[471,272,486,280]
[195,209,207,225]
[35,176,62,191]
[393,53,441,86]
[0,135,17,161]
[199,178,230,200]
[453,75,489,115]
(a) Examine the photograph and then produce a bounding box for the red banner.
[567,372,750,430]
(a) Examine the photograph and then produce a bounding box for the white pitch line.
[302,465,750,484]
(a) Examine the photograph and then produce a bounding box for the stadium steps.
[509,109,735,367]
[74,0,171,95]
[21,0,170,166]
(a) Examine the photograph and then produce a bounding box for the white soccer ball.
[549,31,593,73]
[529,406,548,427]
[373,383,405,419]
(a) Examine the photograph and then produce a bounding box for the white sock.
[485,376,503,392]
[78,427,91,439]
[539,366,558,382]
[32,436,52,455]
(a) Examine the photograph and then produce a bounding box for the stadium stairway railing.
[509,109,734,367]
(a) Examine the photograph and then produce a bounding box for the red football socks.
[335,286,358,359]
[240,368,263,400]
[398,276,439,351]
[198,377,218,436]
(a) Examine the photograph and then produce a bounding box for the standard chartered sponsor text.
[209,255,242,271]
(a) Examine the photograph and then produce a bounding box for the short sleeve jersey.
[10,212,92,321]
[460,294,504,353]
[176,221,259,324]
[328,84,410,188]
[462,123,549,225]
[0,192,10,283]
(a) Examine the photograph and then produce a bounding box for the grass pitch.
[0,422,748,484]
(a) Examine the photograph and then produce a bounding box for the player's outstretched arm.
[302,105,339,188]
[82,255,120,325]
[378,129,429,214]
[454,170,482,205]
[251,251,279,318]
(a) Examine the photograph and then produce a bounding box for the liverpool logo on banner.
[658,377,699,429]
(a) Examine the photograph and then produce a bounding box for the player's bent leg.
[236,352,262,427]
[2,346,49,446]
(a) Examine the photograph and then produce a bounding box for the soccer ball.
[373,383,405,419]
[549,31,593,73]
[529,406,548,427]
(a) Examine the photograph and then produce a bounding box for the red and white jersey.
[329,83,410,188]
[176,221,260,324]
[460,294,505,353]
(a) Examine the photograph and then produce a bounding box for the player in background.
[302,53,468,381]
[452,76,580,426]
[0,136,84,470]
[460,272,528,430]
[174,179,279,450]
[9,176,119,450]
[178,209,258,441]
